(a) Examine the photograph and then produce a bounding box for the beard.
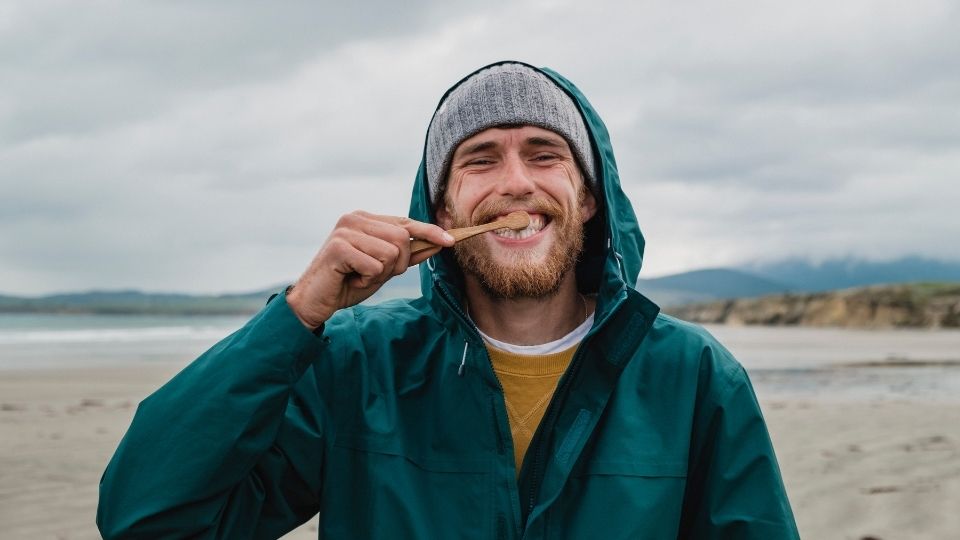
[446,191,585,299]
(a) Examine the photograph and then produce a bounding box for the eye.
[465,158,494,166]
[532,153,559,162]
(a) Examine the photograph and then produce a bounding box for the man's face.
[436,125,597,299]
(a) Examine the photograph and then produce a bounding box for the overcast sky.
[2,0,958,295]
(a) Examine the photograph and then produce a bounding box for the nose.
[496,153,536,198]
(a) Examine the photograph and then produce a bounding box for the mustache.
[471,196,564,226]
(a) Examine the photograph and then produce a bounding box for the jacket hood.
[408,60,646,312]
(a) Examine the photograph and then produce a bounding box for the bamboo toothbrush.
[409,211,531,255]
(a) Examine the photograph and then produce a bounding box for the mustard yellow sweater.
[485,344,577,474]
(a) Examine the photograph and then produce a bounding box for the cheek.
[563,163,585,190]
[547,165,584,207]
[452,182,493,216]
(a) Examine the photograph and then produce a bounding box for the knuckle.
[388,227,408,244]
[328,236,351,253]
[341,210,366,225]
[387,242,401,259]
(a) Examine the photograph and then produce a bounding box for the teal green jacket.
[98,62,799,539]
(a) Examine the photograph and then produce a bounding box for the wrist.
[285,285,327,336]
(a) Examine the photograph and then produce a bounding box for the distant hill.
[636,268,791,307]
[667,282,960,329]
[0,287,282,315]
[742,256,960,292]
[636,257,960,307]
[5,256,960,316]
[0,269,427,316]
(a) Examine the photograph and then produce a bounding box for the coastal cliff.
[666,283,960,329]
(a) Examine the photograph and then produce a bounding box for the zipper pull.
[458,341,469,376]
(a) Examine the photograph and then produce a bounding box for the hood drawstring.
[607,238,628,288]
[424,257,470,378]
[458,341,469,376]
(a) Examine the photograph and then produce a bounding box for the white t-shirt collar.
[476,312,595,355]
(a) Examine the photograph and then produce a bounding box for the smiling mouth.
[492,213,548,240]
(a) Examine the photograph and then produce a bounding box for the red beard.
[448,192,585,299]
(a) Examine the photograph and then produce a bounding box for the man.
[98,61,799,539]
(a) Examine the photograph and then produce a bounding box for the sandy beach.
[2,361,959,539]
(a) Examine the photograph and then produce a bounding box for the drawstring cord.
[426,257,469,378]
[458,341,469,376]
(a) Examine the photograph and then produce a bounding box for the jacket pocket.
[333,431,490,472]
[549,460,688,539]
[324,433,493,539]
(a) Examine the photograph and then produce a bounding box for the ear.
[436,204,454,229]
[580,188,598,223]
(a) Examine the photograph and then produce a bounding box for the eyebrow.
[455,135,568,159]
[456,140,498,158]
[525,136,566,148]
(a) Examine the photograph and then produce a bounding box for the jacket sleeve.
[678,350,800,540]
[97,291,336,539]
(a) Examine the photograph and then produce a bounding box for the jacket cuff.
[257,287,327,376]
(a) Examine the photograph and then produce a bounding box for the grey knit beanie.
[425,63,596,207]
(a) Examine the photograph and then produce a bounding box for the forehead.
[452,125,570,157]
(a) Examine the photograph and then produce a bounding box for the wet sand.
[1,363,958,539]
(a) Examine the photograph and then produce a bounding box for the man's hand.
[286,211,455,330]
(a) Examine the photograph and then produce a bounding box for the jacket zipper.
[433,280,475,333]
[523,288,627,527]
[434,280,517,536]
[523,337,588,524]
[433,281,503,389]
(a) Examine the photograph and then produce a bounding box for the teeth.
[493,214,546,239]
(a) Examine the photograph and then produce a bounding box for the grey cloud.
[0,0,496,143]
[2,0,958,294]
[525,1,960,199]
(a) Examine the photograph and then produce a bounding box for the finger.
[346,213,450,274]
[350,218,413,275]
[391,246,408,278]
[334,246,385,288]
[338,229,402,281]
[367,214,455,247]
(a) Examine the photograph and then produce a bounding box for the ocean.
[0,313,248,370]
[2,313,959,401]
